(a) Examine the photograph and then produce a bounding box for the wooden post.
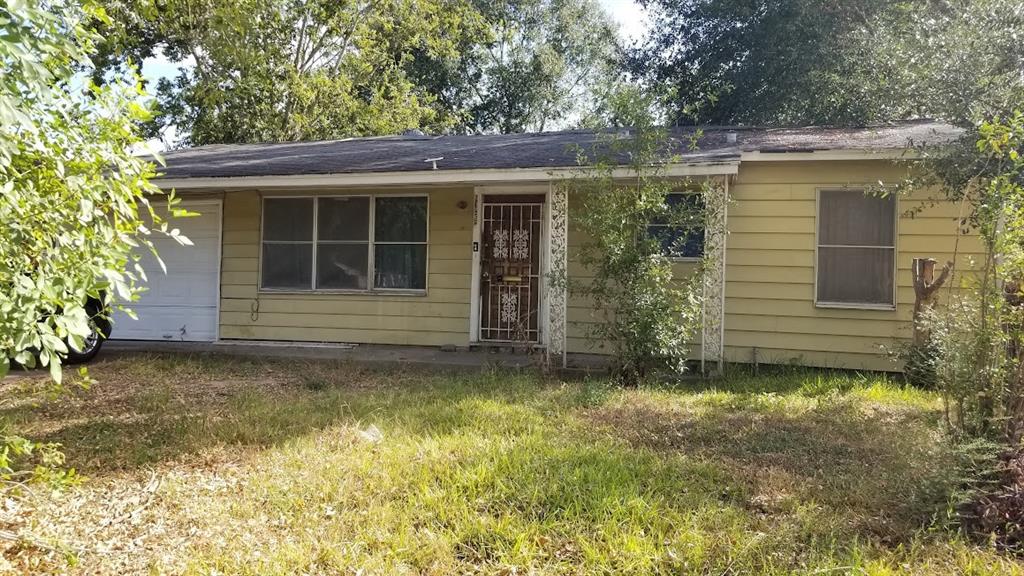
[1005,279,1024,443]
[912,257,953,346]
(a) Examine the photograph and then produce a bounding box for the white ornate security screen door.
[479,195,545,343]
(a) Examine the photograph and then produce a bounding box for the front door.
[479,195,544,343]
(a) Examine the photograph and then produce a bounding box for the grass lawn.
[0,353,1020,575]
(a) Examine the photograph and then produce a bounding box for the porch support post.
[701,175,728,374]
[547,181,568,368]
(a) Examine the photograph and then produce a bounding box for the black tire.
[66,301,112,365]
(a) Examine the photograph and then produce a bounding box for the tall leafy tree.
[863,0,1024,125]
[631,0,1024,127]
[630,0,909,126]
[95,0,489,145]
[408,0,620,133]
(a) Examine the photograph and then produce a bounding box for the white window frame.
[259,193,429,295]
[814,187,898,310]
[649,191,705,262]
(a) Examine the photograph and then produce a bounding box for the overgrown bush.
[952,439,1024,554]
[556,88,708,385]
[927,295,1010,439]
[901,339,939,390]
[911,113,1024,550]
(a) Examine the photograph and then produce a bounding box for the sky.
[598,0,649,44]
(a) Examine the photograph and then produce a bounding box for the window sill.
[259,288,429,297]
[815,301,896,311]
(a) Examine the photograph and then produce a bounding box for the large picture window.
[816,189,896,307]
[261,195,428,292]
[647,193,705,259]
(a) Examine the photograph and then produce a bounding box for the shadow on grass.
[1,353,978,573]
[1,353,582,472]
[586,392,955,542]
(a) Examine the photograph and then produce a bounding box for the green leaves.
[410,0,619,133]
[95,0,617,140]
[1,0,176,382]
[98,0,492,144]
[561,89,706,384]
[631,0,1024,127]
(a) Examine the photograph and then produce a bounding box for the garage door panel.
[113,305,218,341]
[112,201,221,342]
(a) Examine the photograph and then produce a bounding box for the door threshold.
[471,341,546,350]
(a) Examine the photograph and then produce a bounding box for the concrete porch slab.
[102,340,611,375]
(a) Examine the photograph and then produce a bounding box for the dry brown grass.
[0,354,1019,575]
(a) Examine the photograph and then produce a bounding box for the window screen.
[260,195,427,291]
[316,197,370,289]
[261,198,314,289]
[374,197,428,290]
[647,193,705,259]
[816,190,896,306]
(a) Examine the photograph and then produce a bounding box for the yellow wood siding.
[724,160,983,371]
[219,187,474,346]
[211,159,977,370]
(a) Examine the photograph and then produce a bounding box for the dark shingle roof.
[156,120,963,180]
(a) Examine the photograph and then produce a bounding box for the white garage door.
[112,200,221,342]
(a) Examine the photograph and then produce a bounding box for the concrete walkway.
[102,340,610,375]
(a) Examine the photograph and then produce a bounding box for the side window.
[816,190,896,307]
[648,193,705,259]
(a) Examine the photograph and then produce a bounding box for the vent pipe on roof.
[726,131,738,144]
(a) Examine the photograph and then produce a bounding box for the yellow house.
[127,120,972,372]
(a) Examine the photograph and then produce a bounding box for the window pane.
[316,244,369,289]
[819,190,895,246]
[817,247,894,305]
[374,244,427,290]
[261,243,312,289]
[666,192,702,210]
[263,198,313,241]
[318,197,370,241]
[648,193,705,258]
[648,226,704,258]
[375,197,427,242]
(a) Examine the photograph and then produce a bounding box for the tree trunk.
[912,257,953,347]
[1005,279,1024,443]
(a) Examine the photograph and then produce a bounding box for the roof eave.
[154,161,741,191]
[738,148,922,162]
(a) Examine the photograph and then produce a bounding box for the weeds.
[0,353,1020,574]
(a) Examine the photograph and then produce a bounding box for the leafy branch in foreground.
[1,0,186,487]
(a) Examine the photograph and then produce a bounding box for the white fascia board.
[739,148,921,162]
[154,162,740,191]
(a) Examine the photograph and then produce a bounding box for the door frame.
[469,184,551,346]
